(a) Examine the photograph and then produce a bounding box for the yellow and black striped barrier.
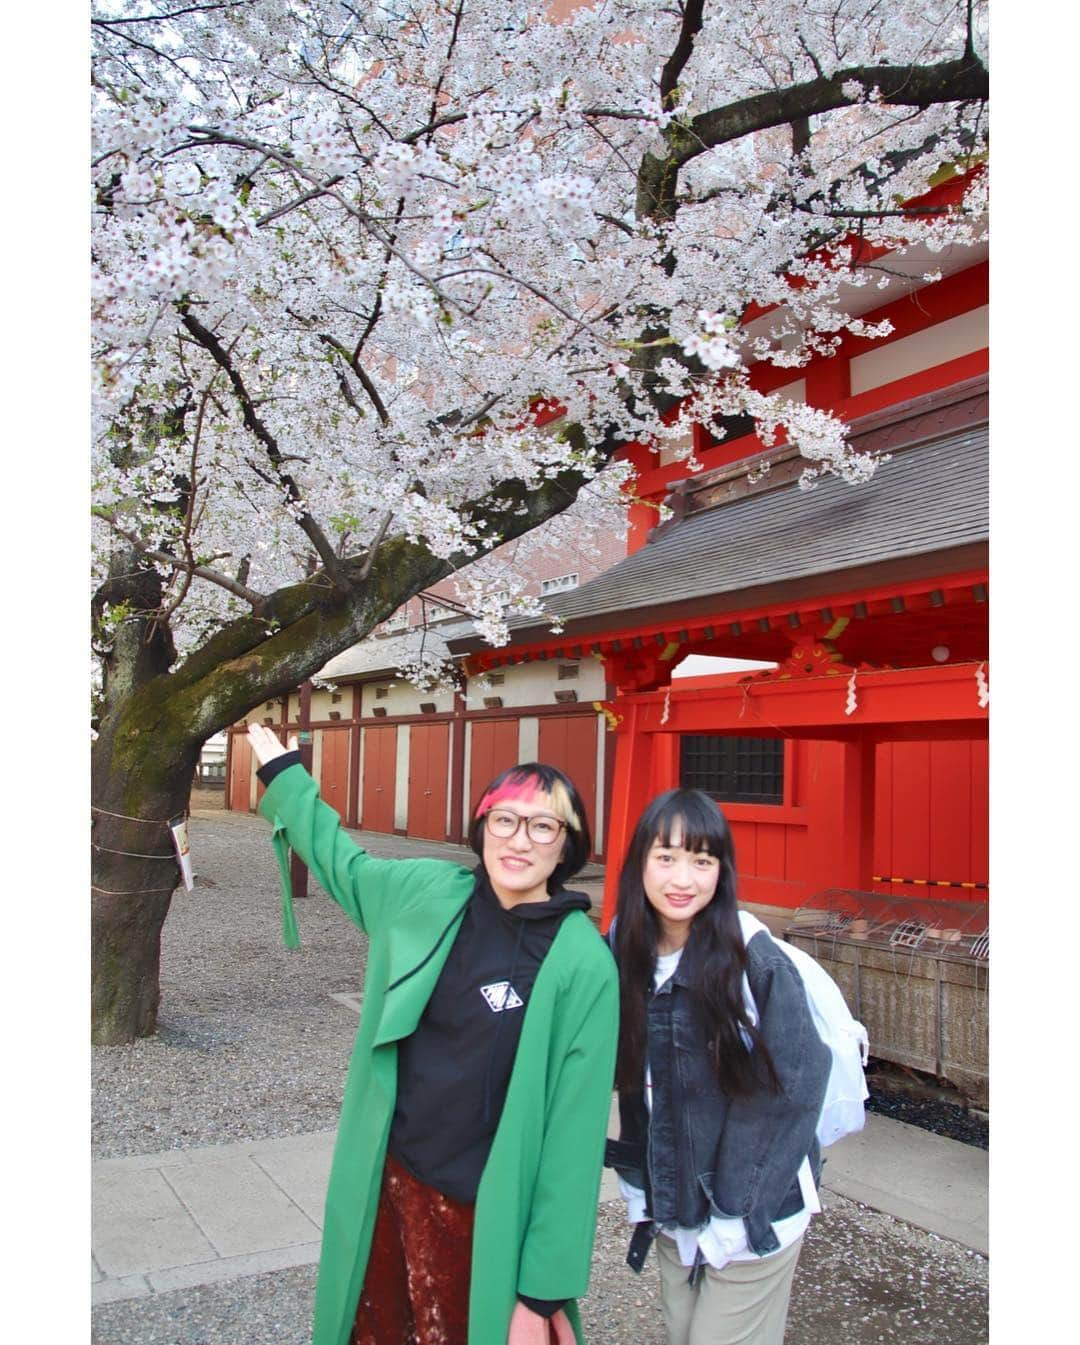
[872,876,988,891]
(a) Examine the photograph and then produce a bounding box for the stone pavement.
[92,1103,987,1308]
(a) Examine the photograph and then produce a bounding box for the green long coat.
[260,764,619,1345]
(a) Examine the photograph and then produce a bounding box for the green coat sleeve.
[257,761,439,945]
[516,952,619,1303]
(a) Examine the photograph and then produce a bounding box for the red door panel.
[319,727,351,822]
[408,723,450,841]
[876,737,988,895]
[889,742,931,879]
[469,719,519,814]
[929,741,972,883]
[969,738,989,889]
[362,726,397,833]
[229,733,252,812]
[538,714,598,852]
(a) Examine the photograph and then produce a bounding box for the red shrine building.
[225,175,988,1091]
[457,376,988,926]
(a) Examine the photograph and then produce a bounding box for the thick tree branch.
[684,56,988,166]
[638,54,986,222]
[162,413,634,737]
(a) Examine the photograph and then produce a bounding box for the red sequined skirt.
[350,1151,476,1345]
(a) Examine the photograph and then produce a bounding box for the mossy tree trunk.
[90,466,615,1044]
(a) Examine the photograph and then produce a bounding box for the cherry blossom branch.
[91,3,258,25]
[318,335,391,425]
[359,511,394,582]
[401,109,473,146]
[154,375,221,627]
[424,0,466,141]
[94,510,265,608]
[659,0,705,109]
[92,19,202,83]
[256,176,345,227]
[436,261,618,348]
[579,107,669,123]
[177,306,349,588]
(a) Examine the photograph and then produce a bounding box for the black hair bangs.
[645,789,731,859]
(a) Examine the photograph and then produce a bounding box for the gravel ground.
[91,1194,987,1345]
[92,809,988,1345]
[92,810,369,1159]
[866,1078,989,1150]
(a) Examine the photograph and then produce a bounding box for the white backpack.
[739,911,869,1148]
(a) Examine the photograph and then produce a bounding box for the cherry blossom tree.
[91,0,988,1043]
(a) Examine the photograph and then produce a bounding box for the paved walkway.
[92,1103,987,1307]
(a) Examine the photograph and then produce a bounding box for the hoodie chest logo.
[480,981,524,1013]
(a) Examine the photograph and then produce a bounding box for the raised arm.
[247,723,436,940]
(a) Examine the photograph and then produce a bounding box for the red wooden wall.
[726,739,814,909]
[872,739,989,896]
[727,738,988,911]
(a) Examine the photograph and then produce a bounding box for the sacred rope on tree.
[91,0,988,1043]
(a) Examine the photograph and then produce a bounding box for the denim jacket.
[605,924,830,1262]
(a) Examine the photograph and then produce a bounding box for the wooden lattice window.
[680,735,784,805]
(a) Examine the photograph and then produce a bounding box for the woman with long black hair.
[605,788,830,1345]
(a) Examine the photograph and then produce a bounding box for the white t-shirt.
[620,946,819,1270]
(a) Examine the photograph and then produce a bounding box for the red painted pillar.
[223,730,234,812]
[347,685,362,827]
[649,733,680,796]
[290,681,313,899]
[601,702,653,931]
[449,690,467,844]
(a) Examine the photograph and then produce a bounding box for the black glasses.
[483,808,567,846]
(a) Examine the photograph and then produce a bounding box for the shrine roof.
[455,423,987,650]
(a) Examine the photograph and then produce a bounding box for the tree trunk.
[90,713,200,1044]
[92,543,197,1044]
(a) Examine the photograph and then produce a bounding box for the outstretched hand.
[507,1303,574,1345]
[247,722,299,767]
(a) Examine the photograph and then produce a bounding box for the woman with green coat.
[247,724,619,1345]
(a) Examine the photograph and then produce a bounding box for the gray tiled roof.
[318,623,472,681]
[513,425,987,630]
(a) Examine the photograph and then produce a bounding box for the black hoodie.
[388,867,591,1206]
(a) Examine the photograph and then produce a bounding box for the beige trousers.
[654,1231,804,1345]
